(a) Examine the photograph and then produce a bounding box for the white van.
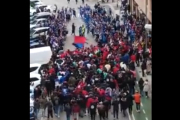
[30,46,52,64]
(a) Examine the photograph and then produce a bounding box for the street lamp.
[144,24,151,51]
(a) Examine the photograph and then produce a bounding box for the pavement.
[38,0,151,120]
[134,64,152,120]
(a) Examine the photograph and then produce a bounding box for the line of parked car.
[30,0,56,119]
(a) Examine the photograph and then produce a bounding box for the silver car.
[30,27,49,39]
[30,12,52,21]
[30,18,48,30]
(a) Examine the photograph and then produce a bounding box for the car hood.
[30,24,36,29]
[30,9,36,13]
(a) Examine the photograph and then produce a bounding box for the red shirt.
[131,54,136,62]
[113,67,119,74]
[82,90,88,96]
[72,104,80,113]
[98,89,105,96]
[49,68,55,74]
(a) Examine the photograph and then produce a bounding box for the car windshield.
[30,29,35,36]
[31,20,37,24]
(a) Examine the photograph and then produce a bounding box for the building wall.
[133,0,152,22]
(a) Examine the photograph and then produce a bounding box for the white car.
[30,27,49,38]
[30,18,48,30]
[35,4,56,13]
[30,73,41,89]
[30,86,34,100]
[30,63,42,74]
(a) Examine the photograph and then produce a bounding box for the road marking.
[126,110,132,120]
[132,112,136,120]
[141,103,143,107]
[143,109,146,114]
[146,117,148,120]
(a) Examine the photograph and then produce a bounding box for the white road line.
[143,109,146,114]
[126,110,132,120]
[146,117,148,120]
[132,112,136,120]
[141,103,143,107]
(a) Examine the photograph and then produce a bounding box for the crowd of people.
[32,1,151,120]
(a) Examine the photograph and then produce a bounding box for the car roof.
[36,12,51,16]
[30,63,42,67]
[30,73,41,79]
[33,27,49,31]
[30,99,34,106]
[35,4,47,7]
[36,18,47,21]
[30,24,36,28]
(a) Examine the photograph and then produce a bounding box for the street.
[37,0,151,120]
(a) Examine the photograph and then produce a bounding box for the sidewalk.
[104,2,152,120]
[135,66,152,98]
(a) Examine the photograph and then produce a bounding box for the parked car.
[30,73,41,89]
[30,27,49,39]
[30,7,36,16]
[30,12,52,22]
[30,86,34,100]
[30,18,48,30]
[35,4,56,13]
[30,98,35,120]
[30,18,48,25]
[30,0,43,7]
[30,40,45,48]
[30,63,42,74]
[30,73,41,88]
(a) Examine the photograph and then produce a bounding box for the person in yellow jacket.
[82,25,85,36]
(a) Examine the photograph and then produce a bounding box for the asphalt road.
[40,1,129,120]
[41,0,98,51]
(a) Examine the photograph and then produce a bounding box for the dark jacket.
[127,95,134,106]
[65,106,72,116]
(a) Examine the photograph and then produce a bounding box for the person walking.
[39,96,47,117]
[112,98,119,119]
[82,25,85,36]
[138,78,144,96]
[82,0,84,4]
[127,93,134,114]
[73,9,76,18]
[72,23,75,35]
[75,0,78,4]
[143,79,150,98]
[141,60,146,77]
[34,98,40,119]
[89,101,97,120]
[121,93,127,117]
[97,102,105,120]
[133,90,141,112]
[65,104,72,120]
[54,95,60,117]
[72,102,80,120]
[67,0,70,3]
[47,100,54,119]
